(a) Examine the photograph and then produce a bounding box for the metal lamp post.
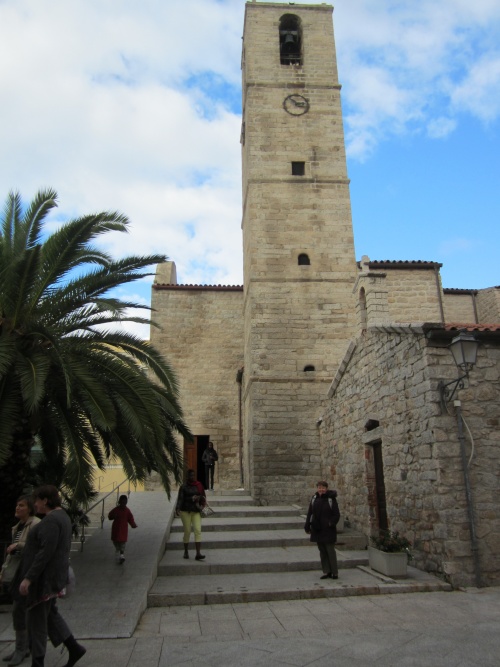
[439,330,481,587]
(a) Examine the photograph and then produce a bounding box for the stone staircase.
[147,494,451,606]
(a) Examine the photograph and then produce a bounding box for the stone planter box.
[368,546,408,578]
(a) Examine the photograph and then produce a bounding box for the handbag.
[193,494,207,512]
[201,503,215,518]
[0,552,21,585]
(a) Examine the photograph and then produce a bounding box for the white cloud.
[1,0,499,326]
[427,117,457,139]
[451,55,500,121]
[334,0,500,157]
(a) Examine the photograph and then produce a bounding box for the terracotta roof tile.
[367,260,442,270]
[444,323,500,333]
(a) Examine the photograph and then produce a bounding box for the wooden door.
[184,437,198,476]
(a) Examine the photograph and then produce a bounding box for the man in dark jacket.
[18,485,86,667]
[304,481,340,580]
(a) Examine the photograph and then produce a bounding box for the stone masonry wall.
[442,293,477,323]
[151,281,244,490]
[425,340,500,587]
[476,287,500,323]
[319,326,500,587]
[375,269,442,323]
[245,379,326,505]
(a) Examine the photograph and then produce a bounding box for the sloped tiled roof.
[443,288,478,295]
[444,323,500,333]
[366,260,442,270]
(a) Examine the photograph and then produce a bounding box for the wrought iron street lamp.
[439,331,479,406]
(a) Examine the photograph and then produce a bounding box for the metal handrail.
[78,478,131,552]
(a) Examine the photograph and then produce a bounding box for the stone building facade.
[150,1,500,585]
[320,324,500,587]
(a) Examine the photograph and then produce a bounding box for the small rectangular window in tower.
[291,161,305,176]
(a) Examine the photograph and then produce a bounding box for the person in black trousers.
[202,441,218,490]
[304,481,340,580]
[18,485,86,667]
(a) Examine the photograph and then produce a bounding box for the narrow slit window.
[292,161,305,176]
[304,365,315,372]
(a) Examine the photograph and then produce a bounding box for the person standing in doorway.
[202,441,218,491]
[304,481,340,580]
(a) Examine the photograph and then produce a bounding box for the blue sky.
[1,0,499,336]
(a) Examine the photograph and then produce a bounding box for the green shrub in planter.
[370,530,412,561]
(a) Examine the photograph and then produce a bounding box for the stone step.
[204,494,256,506]
[171,515,304,532]
[216,488,248,496]
[148,565,452,607]
[195,505,301,518]
[158,546,368,576]
[150,496,449,609]
[168,526,367,550]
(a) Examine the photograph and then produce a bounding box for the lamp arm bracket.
[438,374,467,407]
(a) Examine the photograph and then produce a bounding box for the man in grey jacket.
[18,485,86,667]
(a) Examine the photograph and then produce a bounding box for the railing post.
[75,477,129,547]
[80,523,86,552]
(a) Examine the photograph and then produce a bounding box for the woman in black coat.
[304,481,340,579]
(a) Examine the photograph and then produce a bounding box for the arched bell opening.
[279,14,302,66]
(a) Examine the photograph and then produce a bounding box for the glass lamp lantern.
[449,332,479,375]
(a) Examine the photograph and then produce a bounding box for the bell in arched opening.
[279,15,302,65]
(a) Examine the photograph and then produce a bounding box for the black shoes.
[195,554,206,561]
[63,643,86,667]
[320,573,338,580]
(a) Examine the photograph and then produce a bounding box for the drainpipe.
[434,265,445,325]
[471,292,479,324]
[455,399,482,587]
[236,367,244,486]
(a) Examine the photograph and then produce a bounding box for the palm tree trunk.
[0,433,34,541]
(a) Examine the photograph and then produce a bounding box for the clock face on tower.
[283,94,310,115]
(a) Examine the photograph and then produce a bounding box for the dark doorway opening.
[183,435,209,481]
[372,440,388,532]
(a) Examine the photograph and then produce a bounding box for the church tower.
[241,1,358,502]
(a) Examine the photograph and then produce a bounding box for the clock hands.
[283,94,310,115]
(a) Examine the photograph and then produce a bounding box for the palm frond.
[21,188,58,250]
[0,188,188,514]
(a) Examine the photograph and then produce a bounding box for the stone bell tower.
[241,1,358,503]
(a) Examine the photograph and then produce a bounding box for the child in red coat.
[108,495,137,564]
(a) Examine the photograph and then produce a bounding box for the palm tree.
[0,189,190,535]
